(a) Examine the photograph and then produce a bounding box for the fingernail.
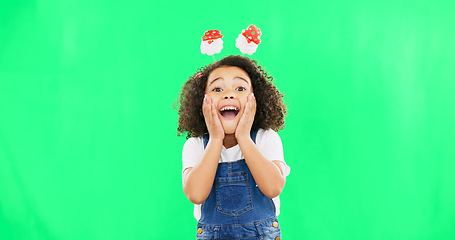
[251,93,255,98]
[204,94,207,101]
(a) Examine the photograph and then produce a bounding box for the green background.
[1,0,454,239]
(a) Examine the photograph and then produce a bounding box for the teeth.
[220,106,239,111]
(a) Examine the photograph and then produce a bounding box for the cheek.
[240,97,249,110]
[206,93,220,107]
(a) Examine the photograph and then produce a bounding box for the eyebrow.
[208,76,250,86]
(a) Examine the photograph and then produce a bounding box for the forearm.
[183,138,223,204]
[237,136,286,198]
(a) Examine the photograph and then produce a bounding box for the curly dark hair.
[177,55,287,139]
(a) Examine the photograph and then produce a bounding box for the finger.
[210,102,224,135]
[249,93,257,113]
[244,94,255,114]
[202,95,209,117]
[203,95,212,123]
[211,102,220,124]
[242,94,256,123]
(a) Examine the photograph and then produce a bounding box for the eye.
[213,87,222,92]
[236,87,246,91]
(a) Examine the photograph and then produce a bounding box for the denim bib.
[196,131,282,240]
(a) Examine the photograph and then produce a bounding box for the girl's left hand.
[235,93,256,140]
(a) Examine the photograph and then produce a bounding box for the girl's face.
[205,66,253,135]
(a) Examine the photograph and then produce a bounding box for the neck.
[223,134,237,149]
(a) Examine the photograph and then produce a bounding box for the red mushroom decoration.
[241,25,262,44]
[202,30,223,44]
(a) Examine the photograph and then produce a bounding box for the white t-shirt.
[182,128,291,220]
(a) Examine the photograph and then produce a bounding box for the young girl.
[178,55,290,239]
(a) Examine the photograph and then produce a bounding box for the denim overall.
[196,131,281,240]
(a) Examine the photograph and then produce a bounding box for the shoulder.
[182,137,205,171]
[182,137,204,158]
[183,137,204,150]
[254,128,283,158]
[255,128,282,145]
[255,129,290,176]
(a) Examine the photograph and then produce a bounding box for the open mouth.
[219,106,240,120]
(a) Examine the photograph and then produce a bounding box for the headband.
[200,24,262,58]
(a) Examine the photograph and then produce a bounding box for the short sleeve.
[256,129,291,177]
[182,137,204,172]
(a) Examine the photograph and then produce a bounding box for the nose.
[223,90,236,99]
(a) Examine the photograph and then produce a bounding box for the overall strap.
[203,130,258,149]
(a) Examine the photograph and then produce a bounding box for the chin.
[223,128,236,135]
[221,123,238,135]
[224,131,236,135]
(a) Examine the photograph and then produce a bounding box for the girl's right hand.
[202,94,225,141]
